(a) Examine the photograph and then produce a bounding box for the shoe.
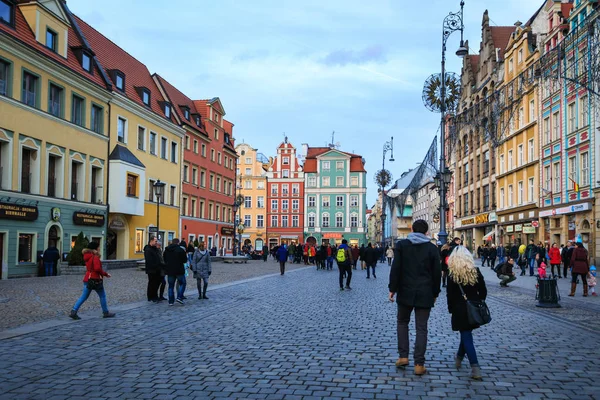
[454,354,463,370]
[102,312,116,318]
[168,303,174,306]
[471,365,482,380]
[569,283,576,297]
[592,292,597,296]
[414,365,427,375]
[366,276,370,279]
[176,298,184,305]
[395,358,409,368]
[182,296,187,300]
[159,296,167,301]
[198,296,203,300]
[340,287,344,291]
[203,295,209,300]
[152,300,160,303]
[499,282,506,287]
[69,310,81,320]
[373,275,376,279]
[345,286,352,290]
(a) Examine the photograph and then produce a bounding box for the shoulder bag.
[458,284,491,327]
[85,256,104,291]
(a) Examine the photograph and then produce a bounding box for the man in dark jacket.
[525,240,538,276]
[363,243,378,279]
[262,245,269,262]
[498,257,517,287]
[359,244,366,270]
[144,236,163,302]
[163,238,188,305]
[562,241,574,279]
[337,239,354,290]
[509,241,519,261]
[388,220,441,376]
[42,243,60,277]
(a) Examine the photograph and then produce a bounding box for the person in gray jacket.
[191,242,212,299]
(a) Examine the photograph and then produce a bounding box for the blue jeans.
[457,330,479,366]
[326,256,333,270]
[528,258,536,275]
[168,275,186,303]
[73,283,108,313]
[44,262,54,277]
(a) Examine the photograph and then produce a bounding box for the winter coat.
[386,248,394,258]
[526,244,538,259]
[498,261,514,276]
[363,246,378,265]
[82,249,108,282]
[562,246,574,266]
[489,247,498,258]
[351,247,360,262]
[389,234,442,309]
[163,243,187,276]
[276,246,288,262]
[440,247,451,273]
[446,269,487,331]
[509,245,519,260]
[42,246,60,264]
[570,246,590,274]
[143,245,163,274]
[191,249,211,279]
[548,247,561,265]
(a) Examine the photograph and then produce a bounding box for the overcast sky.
[68,0,544,206]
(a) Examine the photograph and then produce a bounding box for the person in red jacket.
[548,243,562,279]
[569,242,590,297]
[69,242,115,320]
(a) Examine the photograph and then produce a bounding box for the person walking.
[562,241,575,279]
[288,243,296,263]
[42,243,60,277]
[569,242,590,297]
[144,236,163,303]
[336,239,353,290]
[548,243,562,278]
[191,242,212,299]
[156,241,167,301]
[525,240,538,276]
[351,245,360,270]
[163,238,187,305]
[488,244,497,268]
[276,244,288,275]
[326,243,334,270]
[440,243,451,288]
[364,243,378,279]
[386,246,394,266]
[496,244,506,265]
[359,244,366,270]
[69,242,115,320]
[446,245,487,380]
[481,245,489,267]
[262,244,269,262]
[388,220,441,375]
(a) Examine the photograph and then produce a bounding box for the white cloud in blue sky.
[68,0,544,205]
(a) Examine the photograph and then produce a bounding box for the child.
[588,266,597,297]
[538,261,547,279]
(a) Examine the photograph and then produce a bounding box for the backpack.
[336,248,347,263]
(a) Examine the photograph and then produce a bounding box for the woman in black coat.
[446,246,487,381]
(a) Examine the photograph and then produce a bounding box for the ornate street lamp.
[153,180,166,242]
[237,222,245,255]
[375,137,394,247]
[232,194,244,255]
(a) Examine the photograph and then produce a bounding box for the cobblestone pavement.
[0,259,306,331]
[0,262,599,399]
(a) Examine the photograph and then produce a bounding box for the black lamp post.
[237,222,245,255]
[375,137,394,247]
[438,1,467,245]
[153,180,166,242]
[232,194,243,256]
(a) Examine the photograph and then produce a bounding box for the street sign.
[149,227,158,233]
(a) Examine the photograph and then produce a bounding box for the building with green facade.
[302,145,367,246]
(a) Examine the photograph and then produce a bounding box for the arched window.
[335,212,344,228]
[308,212,316,228]
[321,212,330,228]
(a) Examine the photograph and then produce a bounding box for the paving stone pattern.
[0,263,599,399]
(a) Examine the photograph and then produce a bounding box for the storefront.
[455,212,497,252]
[539,202,594,252]
[497,207,539,246]
[0,195,107,279]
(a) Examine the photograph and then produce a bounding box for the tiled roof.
[0,6,107,89]
[303,159,317,173]
[223,119,235,150]
[153,74,206,134]
[561,3,574,20]
[490,26,516,60]
[469,55,480,72]
[304,147,366,173]
[75,16,175,122]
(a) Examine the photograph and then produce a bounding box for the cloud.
[320,45,387,66]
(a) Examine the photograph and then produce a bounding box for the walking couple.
[389,220,487,380]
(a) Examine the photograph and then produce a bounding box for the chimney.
[301,143,309,159]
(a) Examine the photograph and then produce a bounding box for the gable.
[316,149,350,159]
[208,97,225,116]
[39,0,70,24]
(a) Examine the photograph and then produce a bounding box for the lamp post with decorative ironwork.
[153,180,166,242]
[374,137,394,247]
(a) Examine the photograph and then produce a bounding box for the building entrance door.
[106,231,117,260]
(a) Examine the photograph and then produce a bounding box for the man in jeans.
[389,220,441,376]
[337,239,354,290]
[497,257,517,287]
[163,238,188,305]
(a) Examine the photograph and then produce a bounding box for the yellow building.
[0,0,110,277]
[235,143,269,250]
[496,21,542,246]
[78,17,185,260]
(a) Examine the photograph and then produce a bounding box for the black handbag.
[86,271,104,291]
[458,284,491,327]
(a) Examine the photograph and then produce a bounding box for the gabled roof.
[153,74,206,134]
[303,146,366,173]
[76,16,175,122]
[0,5,107,89]
[109,144,145,168]
[491,26,516,60]
[469,55,480,73]
[194,98,225,118]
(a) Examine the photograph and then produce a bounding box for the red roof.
[561,3,574,20]
[0,6,107,89]
[491,26,516,60]
[469,55,480,72]
[76,16,174,122]
[303,146,366,173]
[154,74,207,134]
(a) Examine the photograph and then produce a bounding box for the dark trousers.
[550,264,561,277]
[147,272,162,301]
[338,263,352,288]
[367,263,376,278]
[279,261,286,275]
[196,277,208,297]
[397,305,431,365]
[159,277,166,298]
[563,263,569,279]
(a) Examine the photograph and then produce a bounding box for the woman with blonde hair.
[446,245,487,380]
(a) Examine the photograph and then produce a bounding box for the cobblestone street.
[0,262,599,399]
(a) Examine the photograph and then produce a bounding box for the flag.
[569,178,580,192]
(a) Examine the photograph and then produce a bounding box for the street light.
[437,0,466,245]
[375,137,394,247]
[153,180,166,242]
[237,222,245,255]
[232,194,243,256]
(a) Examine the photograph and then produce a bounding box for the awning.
[483,231,495,241]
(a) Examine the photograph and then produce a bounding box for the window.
[271,199,278,210]
[568,102,576,133]
[170,185,175,206]
[517,145,523,167]
[257,215,264,228]
[193,140,198,154]
[181,197,188,216]
[244,180,251,189]
[499,154,504,174]
[211,149,215,161]
[308,213,315,228]
[351,176,358,186]
[271,184,278,196]
[216,177,221,192]
[244,196,252,208]
[322,213,330,227]
[258,181,265,190]
[171,142,177,163]
[0,1,14,26]
[335,214,343,228]
[214,128,219,139]
[135,229,144,253]
[271,215,278,227]
[218,153,222,164]
[292,215,299,227]
[581,152,589,186]
[127,174,137,197]
[201,144,206,157]
[164,104,171,119]
[350,214,358,228]
[568,156,577,190]
[322,196,330,207]
[149,132,157,155]
[543,117,550,144]
[552,112,559,141]
[528,178,534,202]
[281,215,288,227]
[71,95,84,126]
[529,99,535,123]
[581,95,588,127]
[308,196,316,207]
[160,137,167,159]
[508,150,513,170]
[518,49,523,63]
[336,176,344,186]
[209,174,214,190]
[292,184,299,194]
[115,73,124,91]
[281,185,289,195]
[257,196,264,208]
[350,195,358,207]
[528,139,534,162]
[22,71,38,107]
[322,176,330,186]
[46,29,57,52]
[482,151,489,175]
[518,181,523,205]
[244,215,251,227]
[308,176,316,187]
[81,53,91,72]
[18,234,34,263]
[292,199,299,210]
[508,58,513,72]
[464,193,469,214]
[117,117,126,143]
[544,165,551,192]
[245,167,251,176]
[336,196,344,207]
[0,60,10,96]
[190,199,196,217]
[282,169,289,178]
[91,104,103,134]
[553,162,560,193]
[191,168,198,185]
[148,179,155,201]
[48,83,63,117]
[137,126,146,151]
[464,162,469,184]
[184,109,190,120]
[518,107,524,128]
[283,157,290,165]
[215,205,220,221]
[508,185,514,207]
[500,188,505,209]
[336,161,344,171]
[282,200,288,210]
[322,161,330,170]
[245,157,252,164]
[183,165,189,182]
[483,185,489,210]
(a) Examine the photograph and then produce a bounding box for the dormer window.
[142,90,150,106]
[115,73,124,91]
[46,29,57,52]
[0,0,14,26]
[184,109,190,120]
[165,104,171,119]
[195,116,200,125]
[82,53,91,72]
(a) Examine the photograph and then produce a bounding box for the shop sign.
[221,227,234,235]
[51,207,61,222]
[539,202,591,217]
[0,201,38,221]
[475,213,489,224]
[506,225,514,233]
[488,212,497,223]
[74,212,105,227]
[109,216,126,230]
[323,233,343,239]
[532,220,539,228]
[461,217,475,226]
[514,224,523,232]
[523,226,536,234]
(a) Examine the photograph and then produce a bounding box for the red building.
[265,139,305,248]
[154,75,237,253]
